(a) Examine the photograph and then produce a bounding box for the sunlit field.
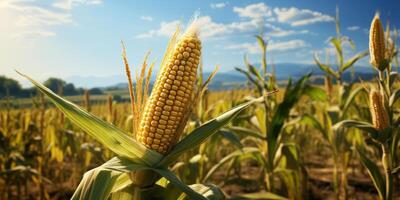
[1,1,400,200]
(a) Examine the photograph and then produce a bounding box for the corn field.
[1,8,400,200]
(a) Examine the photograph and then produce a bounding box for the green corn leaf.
[330,37,343,66]
[244,55,262,81]
[357,148,386,200]
[255,35,267,52]
[340,50,369,73]
[267,74,310,167]
[72,157,148,200]
[313,54,339,79]
[158,96,264,167]
[333,120,379,141]
[176,184,225,200]
[300,114,328,141]
[255,35,267,75]
[73,156,211,200]
[389,88,400,107]
[341,86,367,118]
[341,36,355,50]
[153,168,209,200]
[18,71,162,166]
[110,185,135,200]
[389,72,398,88]
[111,173,132,193]
[392,165,400,174]
[304,85,327,101]
[235,67,263,93]
[227,126,266,140]
[231,192,288,200]
[202,147,260,182]
[219,130,243,149]
[281,144,300,170]
[72,168,122,200]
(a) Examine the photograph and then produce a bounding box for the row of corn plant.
[17,19,271,200]
[334,14,400,200]
[199,32,328,199]
[306,8,368,200]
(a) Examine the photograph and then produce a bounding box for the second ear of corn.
[369,14,386,71]
[369,90,389,131]
[136,28,201,154]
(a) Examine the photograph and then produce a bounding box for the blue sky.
[1,0,400,87]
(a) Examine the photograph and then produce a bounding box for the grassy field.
[0,89,131,108]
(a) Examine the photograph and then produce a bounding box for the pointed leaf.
[300,114,328,141]
[71,157,147,200]
[232,192,288,200]
[389,89,400,107]
[340,51,368,73]
[244,55,262,81]
[110,185,135,200]
[314,54,339,78]
[219,130,243,149]
[18,72,162,166]
[235,67,262,93]
[267,74,310,166]
[153,168,208,200]
[111,173,132,193]
[203,147,260,182]
[330,37,343,66]
[177,184,225,200]
[304,85,327,101]
[333,120,379,140]
[357,148,386,199]
[341,86,367,117]
[227,126,266,140]
[158,97,264,167]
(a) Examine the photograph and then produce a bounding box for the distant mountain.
[257,63,376,80]
[66,63,381,89]
[66,74,126,88]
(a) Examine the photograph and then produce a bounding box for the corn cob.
[369,14,386,71]
[136,26,201,154]
[369,90,389,131]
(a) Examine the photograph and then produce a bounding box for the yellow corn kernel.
[137,25,201,154]
[369,90,389,131]
[369,14,386,71]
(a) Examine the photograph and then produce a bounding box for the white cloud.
[195,16,260,38]
[2,2,73,27]
[14,30,57,38]
[52,0,102,10]
[268,28,309,37]
[232,3,333,27]
[269,39,309,51]
[1,1,101,39]
[233,2,272,19]
[136,16,262,39]
[226,42,259,54]
[347,26,360,31]
[226,39,309,54]
[136,3,332,40]
[210,3,226,9]
[140,15,153,21]
[136,20,181,38]
[273,7,334,26]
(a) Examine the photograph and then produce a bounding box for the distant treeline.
[0,76,103,99]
